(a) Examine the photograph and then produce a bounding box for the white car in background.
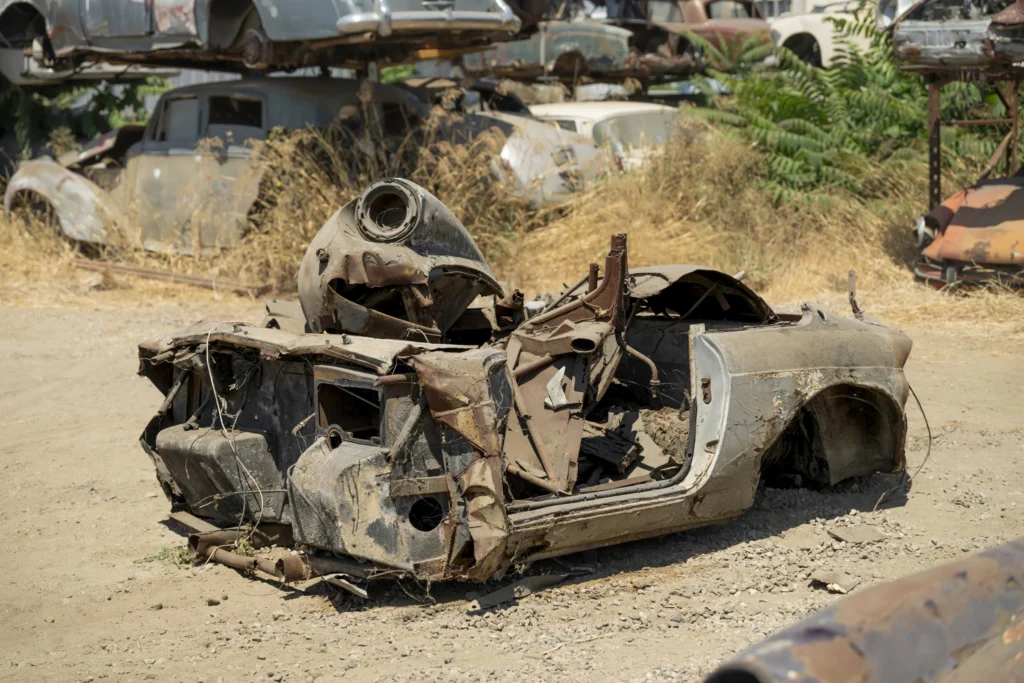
[769,0,871,67]
[529,101,685,169]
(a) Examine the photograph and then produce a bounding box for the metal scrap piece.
[828,525,886,545]
[467,573,573,611]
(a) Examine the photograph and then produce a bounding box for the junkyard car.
[401,78,615,207]
[913,178,1024,287]
[0,0,529,72]
[3,77,430,252]
[768,0,871,67]
[4,75,606,250]
[891,0,1024,69]
[530,100,685,169]
[138,177,912,586]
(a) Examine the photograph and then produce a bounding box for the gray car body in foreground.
[137,178,911,585]
[0,0,524,71]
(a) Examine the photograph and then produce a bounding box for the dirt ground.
[1,293,1022,683]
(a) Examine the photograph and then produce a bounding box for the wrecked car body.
[139,178,912,586]
[914,178,1024,287]
[891,0,1024,69]
[0,0,527,72]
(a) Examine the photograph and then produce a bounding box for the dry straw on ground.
[1,118,1021,333]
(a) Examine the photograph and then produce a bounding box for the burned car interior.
[138,178,910,587]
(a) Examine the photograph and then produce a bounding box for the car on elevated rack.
[0,0,534,72]
[137,177,913,589]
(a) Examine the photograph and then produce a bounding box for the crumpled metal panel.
[3,158,125,243]
[705,537,1024,683]
[409,348,512,579]
[297,179,503,341]
[921,179,1024,267]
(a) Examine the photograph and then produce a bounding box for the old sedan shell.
[138,178,912,587]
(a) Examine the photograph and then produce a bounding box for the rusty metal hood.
[297,179,503,342]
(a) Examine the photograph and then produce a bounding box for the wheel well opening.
[207,0,260,50]
[760,384,903,489]
[0,3,46,48]
[782,33,822,67]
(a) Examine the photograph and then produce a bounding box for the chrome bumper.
[337,0,520,37]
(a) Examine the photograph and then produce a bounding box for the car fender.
[3,158,125,244]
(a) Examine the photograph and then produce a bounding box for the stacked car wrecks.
[138,178,913,587]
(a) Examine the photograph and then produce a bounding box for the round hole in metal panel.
[408,497,444,532]
[326,426,344,450]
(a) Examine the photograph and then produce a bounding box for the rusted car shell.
[138,179,912,584]
[704,536,1024,683]
[2,158,125,243]
[916,178,1024,286]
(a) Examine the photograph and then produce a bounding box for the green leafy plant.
[0,75,168,160]
[688,9,1015,201]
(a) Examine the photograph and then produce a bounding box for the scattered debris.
[468,574,574,611]
[74,259,271,298]
[828,525,886,545]
[809,570,862,594]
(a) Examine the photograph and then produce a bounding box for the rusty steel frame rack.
[924,70,1022,209]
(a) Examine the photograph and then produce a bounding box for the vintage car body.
[457,20,701,84]
[3,78,430,253]
[399,78,616,207]
[914,178,1024,287]
[138,178,911,586]
[530,100,684,169]
[602,0,770,64]
[890,0,1024,70]
[768,0,871,67]
[4,75,603,251]
[0,0,527,72]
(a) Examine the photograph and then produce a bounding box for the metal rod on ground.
[73,259,271,297]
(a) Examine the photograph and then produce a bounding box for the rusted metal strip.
[508,463,564,495]
[978,129,1015,182]
[373,373,417,387]
[704,537,1024,683]
[511,354,557,380]
[168,510,220,535]
[73,259,272,297]
[947,118,1014,126]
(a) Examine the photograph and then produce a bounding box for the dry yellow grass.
[1,119,1021,336]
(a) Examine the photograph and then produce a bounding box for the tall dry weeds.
[507,121,928,300]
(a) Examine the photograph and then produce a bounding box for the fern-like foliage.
[694,8,1016,201]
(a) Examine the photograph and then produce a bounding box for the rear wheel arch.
[0,2,48,49]
[205,0,262,50]
[759,384,905,488]
[6,189,66,237]
[782,32,822,67]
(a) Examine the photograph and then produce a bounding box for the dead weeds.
[1,118,1021,333]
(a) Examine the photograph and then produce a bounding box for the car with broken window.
[137,177,913,588]
[913,178,1024,287]
[0,0,530,72]
[3,77,430,253]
